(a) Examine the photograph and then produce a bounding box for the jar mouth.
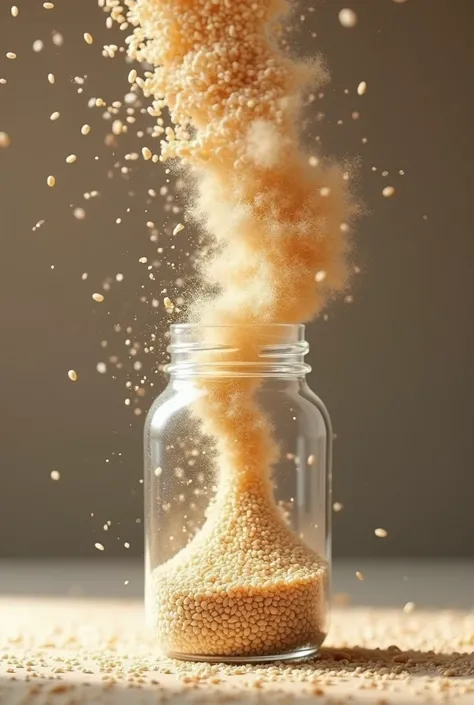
[166,324,311,378]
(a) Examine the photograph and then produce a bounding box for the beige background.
[0,0,473,558]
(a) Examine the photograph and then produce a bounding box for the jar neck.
[165,324,311,379]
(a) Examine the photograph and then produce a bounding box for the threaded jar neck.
[165,324,311,378]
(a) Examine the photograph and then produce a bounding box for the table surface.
[1,560,473,704]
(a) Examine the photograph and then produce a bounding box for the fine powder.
[106,0,355,657]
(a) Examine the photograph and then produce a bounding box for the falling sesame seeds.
[50,111,60,121]
[81,124,91,135]
[67,370,78,382]
[128,69,137,83]
[357,81,367,96]
[382,186,396,198]
[65,154,77,164]
[47,175,56,187]
[95,542,105,551]
[374,528,388,538]
[11,6,19,17]
[47,73,55,83]
[43,2,54,8]
[141,146,152,160]
[92,293,104,302]
[84,32,94,44]
[50,470,61,481]
[338,8,357,28]
[6,52,17,60]
[172,223,184,236]
[163,297,174,311]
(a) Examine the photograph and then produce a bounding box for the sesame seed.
[382,186,395,198]
[66,154,77,164]
[11,6,19,17]
[43,2,54,8]
[47,73,55,83]
[95,542,105,551]
[84,32,93,44]
[141,146,152,160]
[92,293,104,302]
[67,370,78,382]
[50,470,60,481]
[128,69,137,83]
[315,270,327,283]
[81,124,91,135]
[357,81,367,95]
[172,223,184,235]
[47,175,56,187]
[333,502,344,512]
[50,111,60,121]
[163,297,174,311]
[6,52,17,60]
[356,571,364,581]
[338,8,357,27]
[374,528,388,538]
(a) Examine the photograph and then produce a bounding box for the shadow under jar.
[144,324,332,663]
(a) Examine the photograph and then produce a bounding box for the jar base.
[166,644,320,664]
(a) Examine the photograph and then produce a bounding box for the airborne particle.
[50,111,60,121]
[81,124,91,135]
[6,52,17,60]
[95,542,105,551]
[315,270,326,283]
[84,32,94,45]
[338,8,357,27]
[382,186,395,198]
[66,154,77,164]
[92,293,104,303]
[355,571,364,581]
[48,73,55,84]
[73,207,86,220]
[50,470,61,481]
[47,175,56,187]
[142,146,152,160]
[173,223,185,235]
[11,6,19,17]
[0,132,10,148]
[333,502,344,512]
[68,370,78,382]
[357,81,367,96]
[43,2,54,8]
[374,527,388,538]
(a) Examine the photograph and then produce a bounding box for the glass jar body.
[144,370,332,663]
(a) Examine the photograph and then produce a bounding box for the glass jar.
[144,324,332,663]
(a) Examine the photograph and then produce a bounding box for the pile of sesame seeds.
[1,599,473,704]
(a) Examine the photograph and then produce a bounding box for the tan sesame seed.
[66,154,77,164]
[67,370,78,382]
[47,73,55,84]
[141,146,152,160]
[47,175,56,187]
[50,470,60,481]
[81,124,91,135]
[92,293,104,303]
[6,52,17,60]
[84,32,93,45]
[374,528,388,538]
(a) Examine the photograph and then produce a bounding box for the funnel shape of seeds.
[109,0,355,656]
